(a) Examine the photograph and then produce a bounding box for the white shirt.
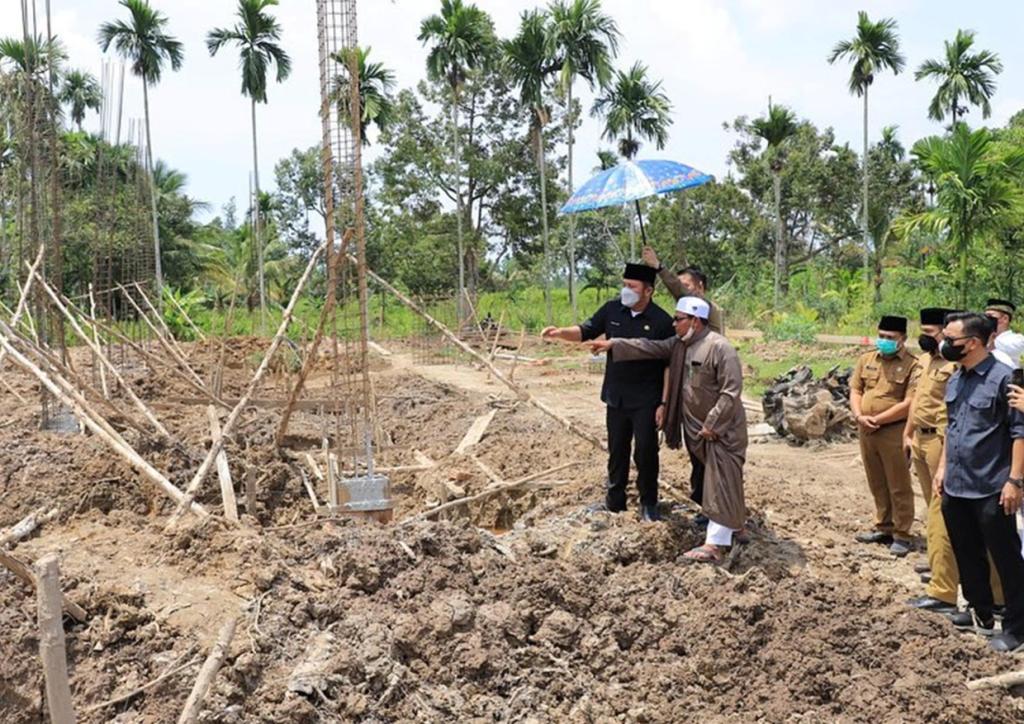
[994,330,1024,369]
[992,349,1016,369]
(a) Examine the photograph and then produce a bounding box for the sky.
[5,0,1024,224]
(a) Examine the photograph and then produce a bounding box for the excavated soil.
[1,337,1023,723]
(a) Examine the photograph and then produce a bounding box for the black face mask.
[918,334,940,354]
[939,338,967,362]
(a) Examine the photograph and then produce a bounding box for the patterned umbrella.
[559,159,713,242]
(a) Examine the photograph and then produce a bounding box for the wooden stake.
[177,616,238,724]
[207,406,238,523]
[967,669,1024,690]
[244,467,257,516]
[359,257,605,451]
[87,284,109,398]
[454,409,497,454]
[166,243,326,528]
[509,327,527,383]
[34,554,78,724]
[0,549,88,622]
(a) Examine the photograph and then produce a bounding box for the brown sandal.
[683,544,723,563]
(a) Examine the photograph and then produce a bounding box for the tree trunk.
[537,122,553,325]
[566,81,577,322]
[452,91,465,324]
[251,99,266,334]
[873,230,884,305]
[773,170,784,306]
[862,88,871,294]
[142,79,163,305]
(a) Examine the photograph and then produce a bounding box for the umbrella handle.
[634,199,648,248]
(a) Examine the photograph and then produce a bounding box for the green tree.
[898,124,1024,307]
[866,126,919,303]
[827,11,904,291]
[750,103,799,306]
[503,8,558,323]
[915,29,1002,127]
[98,0,184,302]
[59,69,102,131]
[419,0,495,318]
[547,0,619,318]
[207,0,291,332]
[272,146,324,256]
[332,46,396,145]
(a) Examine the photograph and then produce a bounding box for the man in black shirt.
[541,263,675,520]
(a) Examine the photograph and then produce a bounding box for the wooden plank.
[34,555,77,724]
[207,406,238,523]
[454,409,497,455]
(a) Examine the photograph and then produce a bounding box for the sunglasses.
[673,314,694,322]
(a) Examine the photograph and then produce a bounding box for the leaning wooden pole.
[357,256,605,451]
[34,554,78,724]
[0,245,45,368]
[177,616,238,724]
[166,243,326,527]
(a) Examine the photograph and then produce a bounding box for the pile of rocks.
[762,365,856,442]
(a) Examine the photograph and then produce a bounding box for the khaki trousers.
[911,430,1004,606]
[860,422,915,541]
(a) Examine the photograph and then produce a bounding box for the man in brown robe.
[589,296,747,561]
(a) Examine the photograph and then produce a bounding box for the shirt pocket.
[858,366,880,391]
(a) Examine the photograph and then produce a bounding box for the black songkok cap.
[919,308,951,326]
[623,263,657,285]
[878,315,908,334]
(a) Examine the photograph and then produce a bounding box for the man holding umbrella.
[541,263,674,521]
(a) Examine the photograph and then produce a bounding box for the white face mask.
[620,286,641,308]
[680,327,695,342]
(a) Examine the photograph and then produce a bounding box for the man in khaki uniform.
[904,308,1004,613]
[851,315,920,557]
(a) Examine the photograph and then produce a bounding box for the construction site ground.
[2,336,1023,722]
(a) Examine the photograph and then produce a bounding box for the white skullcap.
[676,296,710,320]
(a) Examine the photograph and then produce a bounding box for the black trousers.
[685,442,705,506]
[605,405,659,510]
[942,492,1024,637]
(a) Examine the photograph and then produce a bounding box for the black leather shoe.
[693,513,709,527]
[855,531,893,544]
[989,632,1024,653]
[920,572,932,584]
[907,596,956,614]
[640,505,660,523]
[950,610,995,637]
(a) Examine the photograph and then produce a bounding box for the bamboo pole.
[207,406,238,523]
[132,281,188,358]
[0,329,208,518]
[34,554,77,724]
[967,669,1024,690]
[117,284,204,386]
[359,257,605,451]
[164,288,207,342]
[166,243,326,527]
[0,244,45,367]
[509,326,528,383]
[177,616,238,724]
[87,284,109,398]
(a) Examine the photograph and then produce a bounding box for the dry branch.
[967,669,1024,690]
[83,646,200,714]
[35,555,77,724]
[177,616,238,724]
[167,242,326,527]
[0,507,58,548]
[359,257,605,451]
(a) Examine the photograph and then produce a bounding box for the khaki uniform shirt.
[657,267,725,335]
[909,352,956,431]
[850,347,920,417]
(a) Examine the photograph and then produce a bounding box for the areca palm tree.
[547,0,619,318]
[98,0,183,302]
[331,46,396,145]
[827,11,904,291]
[915,30,1002,127]
[59,69,102,131]
[418,0,495,320]
[751,103,798,306]
[898,125,1024,307]
[504,9,558,323]
[207,0,291,332]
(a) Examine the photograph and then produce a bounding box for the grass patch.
[734,339,860,398]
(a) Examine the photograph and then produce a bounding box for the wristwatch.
[1009,477,1023,490]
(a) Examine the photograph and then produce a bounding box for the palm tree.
[591,61,672,257]
[59,69,102,131]
[331,46,396,145]
[915,29,1002,127]
[594,149,618,172]
[504,9,558,324]
[98,0,183,303]
[547,0,619,318]
[207,0,291,332]
[418,0,495,321]
[898,125,1024,307]
[751,103,798,306]
[827,11,904,293]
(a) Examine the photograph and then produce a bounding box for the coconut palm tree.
[827,11,904,292]
[915,29,1002,127]
[898,125,1024,307]
[504,9,559,324]
[98,0,183,302]
[751,103,799,306]
[59,69,102,131]
[418,0,495,321]
[591,62,672,257]
[207,0,291,332]
[547,0,619,318]
[331,46,396,145]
